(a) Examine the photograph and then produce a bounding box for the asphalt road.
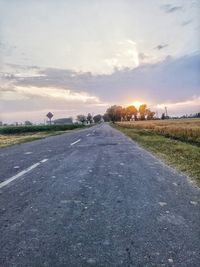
[0,123,199,267]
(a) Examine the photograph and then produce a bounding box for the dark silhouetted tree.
[93,114,102,123]
[106,105,123,122]
[77,114,86,124]
[87,113,93,124]
[103,113,110,122]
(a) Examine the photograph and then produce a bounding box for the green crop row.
[0,124,84,134]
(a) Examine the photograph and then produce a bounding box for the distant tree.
[103,113,110,122]
[87,113,93,124]
[146,109,155,120]
[24,120,33,126]
[121,107,127,121]
[93,114,102,123]
[46,112,54,125]
[126,105,138,121]
[106,105,123,122]
[77,114,86,124]
[139,104,147,120]
[161,113,166,120]
[193,112,200,118]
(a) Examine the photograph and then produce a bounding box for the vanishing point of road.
[0,123,199,266]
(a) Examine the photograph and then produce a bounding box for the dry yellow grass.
[0,131,65,148]
[117,118,200,145]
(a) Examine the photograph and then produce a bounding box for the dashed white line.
[40,158,48,163]
[14,166,20,169]
[70,139,81,146]
[86,133,91,136]
[0,159,48,189]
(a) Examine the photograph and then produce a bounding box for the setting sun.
[132,101,143,109]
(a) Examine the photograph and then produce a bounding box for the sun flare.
[132,101,143,109]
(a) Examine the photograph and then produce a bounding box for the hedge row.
[0,124,84,134]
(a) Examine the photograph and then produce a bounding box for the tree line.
[76,104,155,124]
[103,104,155,122]
[76,113,102,124]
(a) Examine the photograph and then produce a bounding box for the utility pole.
[165,106,168,117]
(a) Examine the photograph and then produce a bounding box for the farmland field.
[0,124,85,148]
[113,119,200,186]
[0,124,84,135]
[117,118,200,145]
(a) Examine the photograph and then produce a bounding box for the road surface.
[0,123,199,266]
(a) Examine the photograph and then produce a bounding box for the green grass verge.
[0,124,84,134]
[112,124,200,187]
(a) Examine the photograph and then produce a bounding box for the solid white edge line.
[70,139,81,146]
[0,159,48,189]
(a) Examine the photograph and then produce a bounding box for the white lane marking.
[158,202,167,207]
[70,139,81,146]
[86,133,91,136]
[24,152,32,155]
[40,158,48,163]
[190,201,198,206]
[0,159,48,189]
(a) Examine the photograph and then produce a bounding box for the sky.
[0,0,200,123]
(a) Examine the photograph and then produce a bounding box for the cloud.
[157,97,200,109]
[138,53,152,63]
[102,52,200,104]
[161,4,183,13]
[0,83,107,123]
[2,52,200,104]
[154,44,168,50]
[156,97,200,116]
[1,52,199,122]
[0,70,106,122]
[181,19,193,26]
[191,1,200,8]
[0,85,100,103]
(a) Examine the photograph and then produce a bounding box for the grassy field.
[0,124,85,148]
[117,119,200,145]
[113,119,200,186]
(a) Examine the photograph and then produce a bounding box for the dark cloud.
[154,44,168,50]
[161,4,183,13]
[2,52,200,106]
